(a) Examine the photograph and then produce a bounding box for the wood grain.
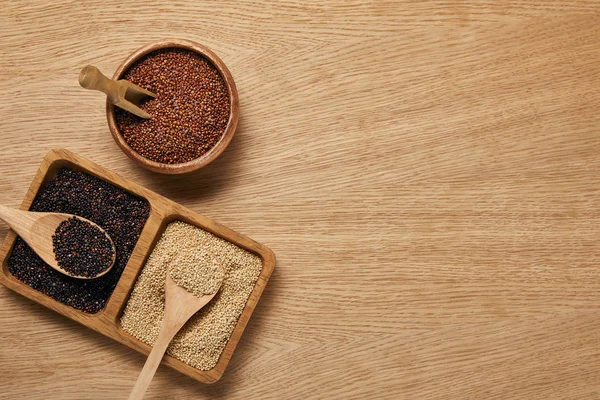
[0,1,599,399]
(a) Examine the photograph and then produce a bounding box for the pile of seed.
[8,169,149,313]
[120,221,262,370]
[52,216,115,278]
[114,48,231,164]
[168,249,224,297]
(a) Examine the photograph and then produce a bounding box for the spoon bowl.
[0,204,116,279]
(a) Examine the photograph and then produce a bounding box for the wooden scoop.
[128,259,224,400]
[78,65,156,119]
[0,204,116,279]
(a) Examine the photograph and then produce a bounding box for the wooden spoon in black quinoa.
[0,205,116,279]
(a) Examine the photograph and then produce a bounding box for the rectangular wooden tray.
[0,149,276,383]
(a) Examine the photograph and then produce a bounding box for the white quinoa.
[120,221,262,370]
[168,249,224,296]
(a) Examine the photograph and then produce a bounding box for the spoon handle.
[128,326,178,400]
[0,204,34,238]
[78,65,121,103]
[0,204,18,228]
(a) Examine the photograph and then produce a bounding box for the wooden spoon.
[78,65,156,119]
[128,259,224,400]
[0,204,116,279]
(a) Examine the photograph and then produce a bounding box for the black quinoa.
[8,169,149,313]
[114,48,231,164]
[52,216,115,278]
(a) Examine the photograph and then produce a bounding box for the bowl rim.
[106,38,239,174]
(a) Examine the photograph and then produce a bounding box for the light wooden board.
[0,1,599,399]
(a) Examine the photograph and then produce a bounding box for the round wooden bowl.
[106,39,239,174]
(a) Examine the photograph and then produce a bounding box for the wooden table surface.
[1,1,599,399]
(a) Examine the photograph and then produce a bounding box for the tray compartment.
[0,153,152,319]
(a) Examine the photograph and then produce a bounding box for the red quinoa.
[115,48,231,164]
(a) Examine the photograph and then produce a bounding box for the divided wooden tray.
[0,149,276,383]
